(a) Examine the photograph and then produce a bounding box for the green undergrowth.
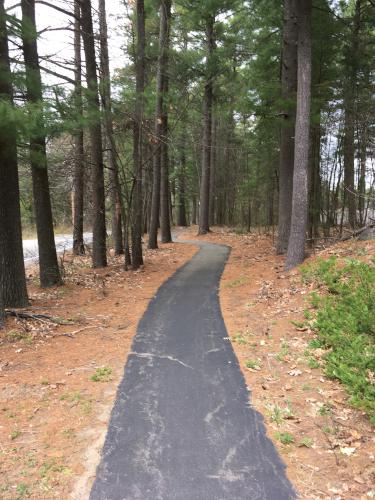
[301,255,375,424]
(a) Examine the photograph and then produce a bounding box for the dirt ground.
[0,241,197,499]
[1,228,374,500]
[181,226,375,500]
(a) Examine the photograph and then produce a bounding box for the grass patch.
[224,276,248,288]
[300,256,375,424]
[10,429,21,440]
[245,359,261,370]
[275,432,294,445]
[90,366,112,382]
[298,437,314,448]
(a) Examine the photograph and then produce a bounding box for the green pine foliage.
[302,256,375,423]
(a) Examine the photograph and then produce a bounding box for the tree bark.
[98,0,123,255]
[131,0,146,268]
[276,0,298,254]
[149,0,172,248]
[0,0,29,308]
[285,0,312,270]
[198,14,215,235]
[21,0,61,287]
[158,0,172,244]
[81,0,107,268]
[72,0,85,256]
[209,116,217,226]
[177,130,188,227]
[343,0,361,230]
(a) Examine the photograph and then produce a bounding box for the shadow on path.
[90,240,296,500]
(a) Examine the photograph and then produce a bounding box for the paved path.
[90,241,296,500]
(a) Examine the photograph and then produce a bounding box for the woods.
[0,0,374,308]
[0,1,374,496]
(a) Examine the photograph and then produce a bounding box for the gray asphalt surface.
[90,241,296,500]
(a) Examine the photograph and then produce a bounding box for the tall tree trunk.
[149,0,172,248]
[98,0,123,255]
[0,0,29,308]
[285,0,312,270]
[72,0,85,256]
[198,14,215,235]
[308,120,321,242]
[276,0,298,254]
[21,0,61,287]
[209,116,217,226]
[131,0,146,268]
[159,0,172,244]
[358,124,367,225]
[81,0,107,268]
[177,131,188,227]
[343,0,361,230]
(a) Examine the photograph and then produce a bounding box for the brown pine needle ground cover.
[0,242,197,499]
[181,227,375,500]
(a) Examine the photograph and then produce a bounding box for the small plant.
[61,428,75,439]
[308,338,322,349]
[291,320,305,329]
[298,437,313,448]
[90,366,112,382]
[307,357,320,369]
[245,359,260,370]
[276,342,290,362]
[275,432,294,445]
[233,333,247,345]
[40,379,49,386]
[6,330,32,343]
[11,429,21,440]
[318,403,333,416]
[16,483,29,499]
[224,276,248,288]
[267,404,287,425]
[302,383,311,391]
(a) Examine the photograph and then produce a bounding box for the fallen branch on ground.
[4,310,74,325]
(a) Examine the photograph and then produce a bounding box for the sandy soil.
[0,241,197,499]
[181,226,375,500]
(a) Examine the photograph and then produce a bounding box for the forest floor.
[0,241,197,499]
[0,227,374,499]
[180,226,375,500]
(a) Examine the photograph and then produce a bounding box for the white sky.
[5,0,129,88]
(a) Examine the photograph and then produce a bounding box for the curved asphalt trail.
[90,241,296,500]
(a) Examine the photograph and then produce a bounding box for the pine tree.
[81,0,107,268]
[285,0,312,269]
[0,0,29,308]
[21,0,62,287]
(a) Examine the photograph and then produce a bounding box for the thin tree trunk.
[209,116,217,226]
[160,0,172,243]
[149,0,172,248]
[131,0,146,268]
[343,0,361,230]
[358,124,367,225]
[72,0,85,256]
[177,131,188,227]
[98,0,123,255]
[285,0,312,270]
[308,120,321,242]
[198,14,214,235]
[0,0,29,308]
[277,0,298,254]
[81,0,107,268]
[21,0,61,287]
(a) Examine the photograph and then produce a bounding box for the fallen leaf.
[340,447,356,456]
[288,369,302,377]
